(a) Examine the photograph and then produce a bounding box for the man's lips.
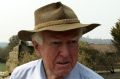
[57,61,70,64]
[56,61,70,67]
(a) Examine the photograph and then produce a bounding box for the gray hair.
[31,32,43,45]
[79,29,83,37]
[31,29,83,44]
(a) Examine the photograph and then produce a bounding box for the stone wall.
[6,45,19,74]
[0,45,19,79]
[0,71,9,79]
[0,41,37,79]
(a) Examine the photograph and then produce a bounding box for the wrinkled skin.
[32,29,81,79]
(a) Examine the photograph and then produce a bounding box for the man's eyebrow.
[70,36,79,41]
[50,38,61,42]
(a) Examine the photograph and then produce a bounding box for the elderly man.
[10,2,104,79]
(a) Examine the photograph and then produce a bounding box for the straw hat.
[18,2,100,41]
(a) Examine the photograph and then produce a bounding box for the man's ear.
[31,39,41,57]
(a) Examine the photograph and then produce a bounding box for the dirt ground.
[100,72,120,79]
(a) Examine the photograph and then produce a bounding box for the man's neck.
[42,61,64,79]
[47,75,64,79]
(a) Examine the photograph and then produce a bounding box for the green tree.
[78,41,117,73]
[111,19,120,54]
[78,41,100,69]
[97,52,117,73]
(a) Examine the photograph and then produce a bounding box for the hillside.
[0,42,8,48]
[81,37,112,44]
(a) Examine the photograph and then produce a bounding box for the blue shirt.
[10,59,104,79]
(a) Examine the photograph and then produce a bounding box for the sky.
[0,0,120,42]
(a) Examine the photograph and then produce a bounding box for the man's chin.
[53,69,71,77]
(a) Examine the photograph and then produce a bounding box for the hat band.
[35,19,80,30]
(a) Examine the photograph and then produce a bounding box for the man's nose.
[59,44,70,58]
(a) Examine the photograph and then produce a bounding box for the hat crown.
[34,2,78,26]
[18,2,100,41]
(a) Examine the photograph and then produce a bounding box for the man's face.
[35,29,80,78]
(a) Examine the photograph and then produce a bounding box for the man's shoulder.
[74,62,104,79]
[11,59,41,76]
[14,59,40,71]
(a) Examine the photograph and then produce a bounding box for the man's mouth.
[57,61,69,64]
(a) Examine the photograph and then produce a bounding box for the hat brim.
[18,23,100,41]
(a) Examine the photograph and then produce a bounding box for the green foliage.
[0,35,20,62]
[0,47,8,63]
[0,47,3,51]
[0,47,4,57]
[0,63,7,71]
[78,41,118,72]
[78,41,99,69]
[19,51,39,65]
[97,52,117,73]
[18,41,39,65]
[79,40,89,47]
[111,19,120,53]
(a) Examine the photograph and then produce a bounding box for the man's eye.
[68,40,78,46]
[71,40,77,44]
[51,41,61,46]
[52,42,60,45]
